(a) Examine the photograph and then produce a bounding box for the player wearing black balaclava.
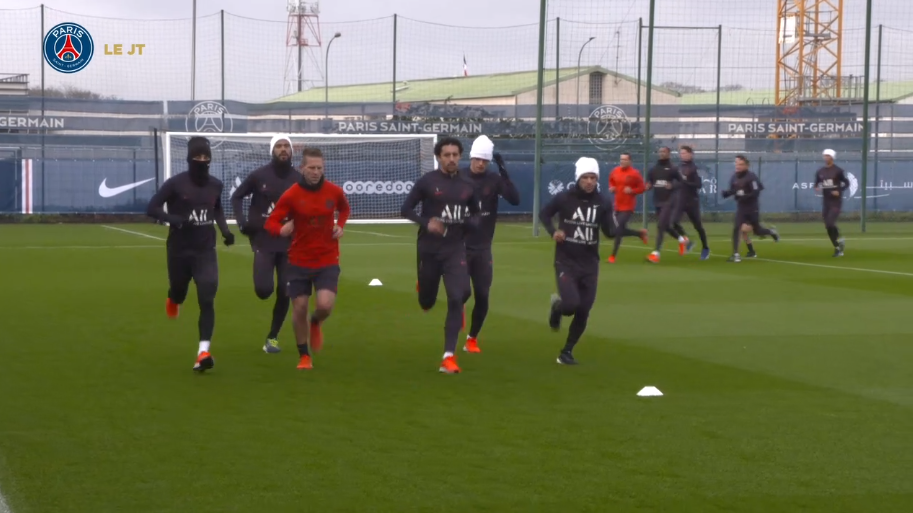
[147,136,235,372]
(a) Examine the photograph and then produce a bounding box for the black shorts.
[613,210,633,229]
[286,264,341,298]
[674,200,701,224]
[168,249,218,287]
[554,261,599,313]
[734,208,760,227]
[654,203,674,227]
[823,203,842,226]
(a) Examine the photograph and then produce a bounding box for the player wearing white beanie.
[461,135,520,354]
[469,135,495,161]
[815,148,848,256]
[538,156,615,365]
[229,133,299,355]
[574,156,599,181]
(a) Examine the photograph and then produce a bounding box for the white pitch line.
[0,245,159,250]
[345,229,406,238]
[101,225,165,241]
[0,486,12,513]
[640,245,913,278]
[720,236,913,243]
[754,257,913,277]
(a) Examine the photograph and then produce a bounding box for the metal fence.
[0,1,910,228]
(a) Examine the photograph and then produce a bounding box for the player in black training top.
[539,157,614,365]
[644,146,683,263]
[230,134,299,353]
[672,146,710,260]
[146,136,235,372]
[401,136,481,374]
[814,149,849,257]
[460,135,520,354]
[721,155,780,262]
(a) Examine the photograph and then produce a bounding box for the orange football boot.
[193,351,214,372]
[646,252,660,263]
[607,255,616,264]
[297,355,313,370]
[639,229,649,245]
[166,298,180,318]
[464,336,481,353]
[439,355,460,374]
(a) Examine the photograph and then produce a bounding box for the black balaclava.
[299,173,325,192]
[271,138,294,177]
[187,136,212,186]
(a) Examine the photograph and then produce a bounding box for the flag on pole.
[463,54,469,77]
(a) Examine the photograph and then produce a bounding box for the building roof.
[270,66,682,103]
[681,81,913,105]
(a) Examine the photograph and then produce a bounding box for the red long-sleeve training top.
[264,180,350,268]
[609,166,646,212]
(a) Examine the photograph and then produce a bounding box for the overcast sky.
[2,0,910,103]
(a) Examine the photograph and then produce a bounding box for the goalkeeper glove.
[493,153,509,177]
[223,232,235,246]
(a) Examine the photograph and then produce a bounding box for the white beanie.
[470,135,494,161]
[574,157,600,181]
[270,133,292,155]
[822,148,836,158]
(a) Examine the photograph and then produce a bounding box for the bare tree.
[29,84,119,100]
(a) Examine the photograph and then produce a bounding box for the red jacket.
[265,180,350,268]
[609,166,645,212]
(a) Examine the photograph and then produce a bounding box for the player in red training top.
[265,147,350,370]
[607,152,649,263]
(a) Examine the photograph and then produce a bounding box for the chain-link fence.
[0,2,909,227]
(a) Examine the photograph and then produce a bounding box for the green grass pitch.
[1,221,912,512]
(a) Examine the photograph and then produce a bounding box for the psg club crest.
[586,105,632,151]
[43,22,94,74]
[185,101,233,148]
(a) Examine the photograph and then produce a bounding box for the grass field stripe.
[101,225,165,241]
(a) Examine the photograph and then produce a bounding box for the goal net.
[162,132,438,224]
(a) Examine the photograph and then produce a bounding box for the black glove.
[493,153,508,177]
[238,223,257,237]
[223,232,235,246]
[721,189,733,199]
[166,215,184,229]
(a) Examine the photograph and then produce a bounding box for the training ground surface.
[1,221,912,512]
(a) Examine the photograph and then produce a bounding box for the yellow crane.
[775,0,849,107]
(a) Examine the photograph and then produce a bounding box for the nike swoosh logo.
[98,178,155,198]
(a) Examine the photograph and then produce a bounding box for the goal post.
[161,132,438,224]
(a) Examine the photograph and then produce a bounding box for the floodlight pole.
[860,0,873,232]
[191,0,196,101]
[532,0,547,236]
[575,37,595,118]
[324,32,341,121]
[642,0,656,229]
